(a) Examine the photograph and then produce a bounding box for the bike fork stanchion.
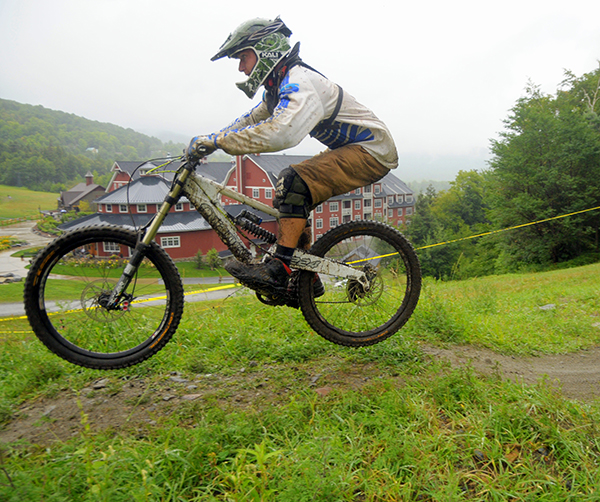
[105,162,196,308]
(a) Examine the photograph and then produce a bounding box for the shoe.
[288,271,325,299]
[225,258,291,298]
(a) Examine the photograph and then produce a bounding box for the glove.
[186,135,217,161]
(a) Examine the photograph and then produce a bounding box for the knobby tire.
[297,220,421,347]
[23,225,184,369]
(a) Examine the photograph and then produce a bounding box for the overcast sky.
[1,0,599,180]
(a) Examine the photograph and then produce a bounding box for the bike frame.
[106,161,367,307]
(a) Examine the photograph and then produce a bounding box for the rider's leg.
[224,146,389,296]
[224,168,314,295]
[272,217,308,265]
[277,217,308,248]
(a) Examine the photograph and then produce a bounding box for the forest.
[0,98,185,192]
[404,65,600,277]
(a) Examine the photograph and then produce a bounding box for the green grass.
[1,265,600,500]
[409,264,600,355]
[0,185,58,220]
[0,262,231,303]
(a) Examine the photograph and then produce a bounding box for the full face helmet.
[211,17,293,99]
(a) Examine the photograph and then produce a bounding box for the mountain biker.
[186,16,399,298]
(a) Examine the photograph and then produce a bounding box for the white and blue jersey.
[210,65,398,170]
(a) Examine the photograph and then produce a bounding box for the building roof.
[59,204,276,234]
[110,159,233,184]
[60,182,105,207]
[96,176,186,205]
[58,211,210,233]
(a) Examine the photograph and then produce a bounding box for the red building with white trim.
[60,155,414,260]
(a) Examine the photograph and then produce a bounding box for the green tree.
[205,248,221,271]
[404,172,492,279]
[488,66,600,269]
[0,98,186,192]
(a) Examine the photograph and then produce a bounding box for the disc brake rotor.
[80,279,128,322]
[346,265,384,306]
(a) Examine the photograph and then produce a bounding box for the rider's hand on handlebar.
[186,135,217,161]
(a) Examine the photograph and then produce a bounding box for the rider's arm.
[212,69,328,155]
[216,101,272,135]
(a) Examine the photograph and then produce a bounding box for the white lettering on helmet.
[259,51,282,59]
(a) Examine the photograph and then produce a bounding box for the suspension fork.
[102,163,195,309]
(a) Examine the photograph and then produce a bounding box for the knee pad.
[273,167,313,219]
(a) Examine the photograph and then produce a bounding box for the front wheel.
[23,225,184,369]
[298,220,421,347]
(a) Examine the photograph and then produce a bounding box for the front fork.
[101,163,195,310]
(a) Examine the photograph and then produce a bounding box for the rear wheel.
[23,225,184,369]
[298,220,421,347]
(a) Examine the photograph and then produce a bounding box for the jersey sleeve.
[214,72,327,155]
[214,101,271,136]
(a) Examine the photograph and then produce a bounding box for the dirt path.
[0,221,53,277]
[421,344,600,401]
[1,343,599,446]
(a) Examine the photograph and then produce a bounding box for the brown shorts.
[291,144,390,206]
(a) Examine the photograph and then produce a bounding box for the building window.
[330,217,339,228]
[374,199,382,208]
[364,199,371,208]
[354,188,361,195]
[137,204,147,213]
[329,202,339,212]
[343,214,351,223]
[343,200,352,209]
[265,189,272,199]
[374,185,381,194]
[388,196,394,205]
[364,213,372,220]
[354,214,361,221]
[398,208,403,216]
[119,204,127,213]
[103,241,120,253]
[316,218,323,229]
[397,194,404,203]
[364,185,371,194]
[253,188,260,198]
[161,236,181,248]
[354,200,361,210]
[175,203,183,211]
[105,204,112,212]
[406,207,413,215]
[316,204,323,213]
[406,195,414,203]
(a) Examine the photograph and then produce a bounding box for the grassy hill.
[1,263,600,499]
[0,184,58,220]
[0,98,185,192]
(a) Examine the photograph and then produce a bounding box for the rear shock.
[234,210,277,244]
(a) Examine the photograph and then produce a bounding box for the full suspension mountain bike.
[24,157,421,369]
